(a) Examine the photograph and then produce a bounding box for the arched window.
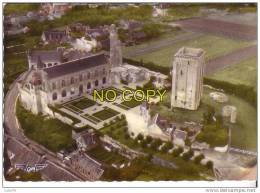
[52,82,56,90]
[71,77,74,84]
[48,63,52,67]
[70,87,75,95]
[95,80,99,87]
[102,77,106,84]
[94,70,98,76]
[61,80,66,87]
[54,63,58,66]
[52,92,57,100]
[79,85,83,94]
[102,68,106,75]
[62,90,67,97]
[87,72,91,79]
[87,82,91,89]
[79,74,83,81]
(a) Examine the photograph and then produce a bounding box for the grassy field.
[92,107,120,121]
[16,101,74,152]
[69,97,96,110]
[151,87,257,151]
[209,56,257,89]
[123,35,253,67]
[87,146,128,165]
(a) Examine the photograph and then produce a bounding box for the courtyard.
[56,95,123,129]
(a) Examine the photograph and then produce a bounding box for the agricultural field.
[123,34,254,68]
[209,57,257,89]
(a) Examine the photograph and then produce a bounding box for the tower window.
[180,70,183,76]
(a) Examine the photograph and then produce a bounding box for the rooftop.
[44,53,108,79]
[175,47,204,58]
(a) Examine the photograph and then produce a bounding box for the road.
[3,73,87,181]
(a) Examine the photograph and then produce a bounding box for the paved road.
[124,32,203,58]
[205,45,257,75]
[4,74,86,181]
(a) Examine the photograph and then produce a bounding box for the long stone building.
[18,24,123,115]
[18,52,110,114]
[171,47,205,110]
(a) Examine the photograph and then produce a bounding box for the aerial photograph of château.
[3,2,257,183]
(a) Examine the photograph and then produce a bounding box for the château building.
[171,47,205,110]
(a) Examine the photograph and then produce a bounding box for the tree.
[150,139,162,150]
[194,154,205,164]
[136,133,144,141]
[164,141,173,150]
[160,145,168,153]
[185,138,191,146]
[124,133,130,139]
[206,160,214,169]
[203,105,215,124]
[172,147,183,157]
[145,135,153,143]
[140,140,147,148]
[182,149,194,161]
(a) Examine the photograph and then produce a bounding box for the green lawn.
[120,98,142,108]
[16,101,74,152]
[69,97,96,110]
[151,87,257,150]
[209,57,257,89]
[81,114,102,124]
[92,107,120,121]
[196,124,228,148]
[124,35,253,67]
[87,146,128,165]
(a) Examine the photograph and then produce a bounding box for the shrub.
[172,147,183,157]
[164,141,173,150]
[124,133,130,139]
[140,140,147,148]
[182,149,194,161]
[150,139,162,150]
[194,154,205,164]
[136,133,144,141]
[145,135,153,143]
[206,160,214,169]
[160,145,168,153]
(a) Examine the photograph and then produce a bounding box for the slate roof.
[174,129,187,140]
[29,50,63,65]
[44,53,107,79]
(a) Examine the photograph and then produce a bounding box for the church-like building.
[18,24,122,115]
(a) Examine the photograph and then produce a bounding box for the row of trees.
[135,133,214,169]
